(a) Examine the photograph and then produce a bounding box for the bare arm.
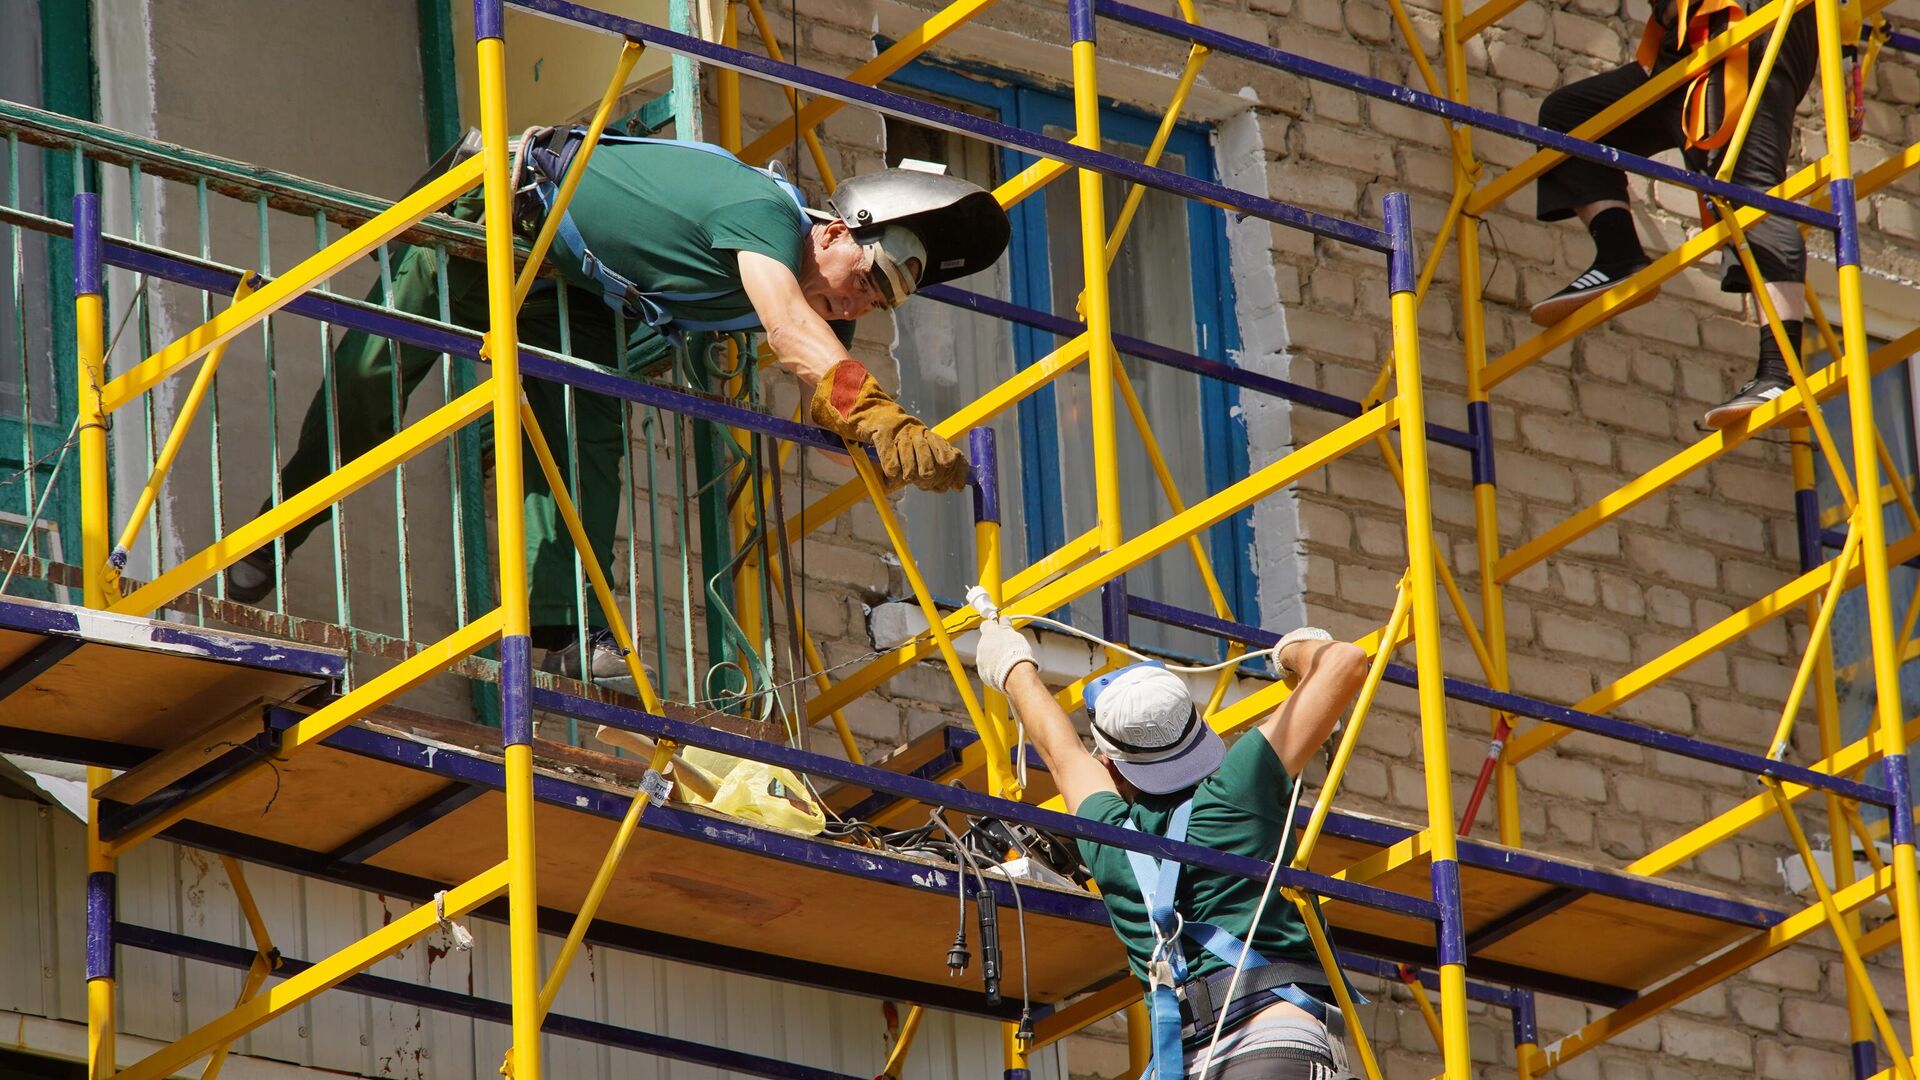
[1003,662,1117,814]
[736,249,849,386]
[1257,638,1369,776]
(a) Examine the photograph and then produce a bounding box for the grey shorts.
[1183,1008,1354,1080]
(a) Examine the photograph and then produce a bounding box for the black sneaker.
[1530,259,1656,327]
[539,627,634,681]
[224,549,278,605]
[1702,375,1794,430]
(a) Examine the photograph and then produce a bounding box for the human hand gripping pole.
[809,360,969,492]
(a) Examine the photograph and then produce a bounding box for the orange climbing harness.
[1637,0,1752,152]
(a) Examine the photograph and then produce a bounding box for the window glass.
[1810,341,1920,838]
[882,63,1249,661]
[0,0,68,603]
[888,106,1025,602]
[1,0,58,427]
[1040,132,1213,655]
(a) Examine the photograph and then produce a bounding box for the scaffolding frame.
[3,0,1909,1076]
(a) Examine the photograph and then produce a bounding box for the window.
[886,61,1253,656]
[1,1,61,429]
[0,0,88,600]
[1809,340,1920,837]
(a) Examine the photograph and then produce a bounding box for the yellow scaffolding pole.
[101,155,486,411]
[1812,0,1920,1057]
[849,448,1013,793]
[114,865,510,1080]
[85,766,114,1080]
[1385,206,1469,1079]
[475,11,544,1079]
[1071,20,1126,674]
[106,273,256,596]
[1529,868,1894,1073]
[801,400,1400,721]
[736,0,1006,166]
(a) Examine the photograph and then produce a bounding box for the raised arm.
[736,249,851,387]
[976,619,1117,813]
[1257,632,1369,776]
[736,250,968,492]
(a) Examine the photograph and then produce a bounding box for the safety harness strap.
[526,130,813,336]
[1126,801,1194,1080]
[1635,0,1751,152]
[1123,800,1358,1080]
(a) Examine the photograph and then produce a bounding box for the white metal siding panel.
[0,796,1067,1078]
[0,798,52,1017]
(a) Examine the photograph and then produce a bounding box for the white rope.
[1193,767,1313,1079]
[997,612,1283,677]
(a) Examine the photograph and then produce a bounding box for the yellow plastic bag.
[680,747,826,836]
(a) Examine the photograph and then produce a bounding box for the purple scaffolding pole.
[1094,0,1838,230]
[505,0,1392,252]
[115,923,866,1080]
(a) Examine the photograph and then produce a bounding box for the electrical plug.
[965,585,1000,620]
[946,930,971,975]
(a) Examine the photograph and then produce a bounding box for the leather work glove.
[974,617,1037,693]
[809,360,969,492]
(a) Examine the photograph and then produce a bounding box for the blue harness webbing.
[1122,799,1356,1080]
[526,132,812,337]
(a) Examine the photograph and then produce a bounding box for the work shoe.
[1702,375,1794,430]
[539,628,634,681]
[224,550,278,605]
[1529,259,1656,327]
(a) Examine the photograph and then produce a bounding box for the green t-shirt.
[1076,733,1316,986]
[568,141,812,357]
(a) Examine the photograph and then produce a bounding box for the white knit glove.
[975,617,1037,693]
[1272,626,1333,678]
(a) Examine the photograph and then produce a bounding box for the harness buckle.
[1147,959,1179,991]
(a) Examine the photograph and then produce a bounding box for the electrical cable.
[930,807,1001,1001]
[982,860,1034,1045]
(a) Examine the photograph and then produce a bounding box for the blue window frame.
[886,58,1255,655]
[1810,341,1920,840]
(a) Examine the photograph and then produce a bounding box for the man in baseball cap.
[974,620,1370,1078]
[1083,661,1227,795]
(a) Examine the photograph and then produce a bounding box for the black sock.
[1755,319,1801,385]
[531,625,574,650]
[1586,207,1645,270]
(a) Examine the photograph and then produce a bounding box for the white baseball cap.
[863,224,927,308]
[1085,662,1225,794]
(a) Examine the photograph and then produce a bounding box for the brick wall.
[710,0,1920,1075]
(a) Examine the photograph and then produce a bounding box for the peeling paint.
[73,609,211,656]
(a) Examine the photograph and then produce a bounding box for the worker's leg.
[522,373,626,636]
[229,245,485,602]
[1531,61,1688,327]
[1701,9,1820,430]
[509,285,631,675]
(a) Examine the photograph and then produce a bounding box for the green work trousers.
[276,242,629,635]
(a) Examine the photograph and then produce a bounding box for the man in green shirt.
[230,136,1007,678]
[974,621,1368,1078]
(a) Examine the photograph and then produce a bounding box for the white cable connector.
[965,585,1000,620]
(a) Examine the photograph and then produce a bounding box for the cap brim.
[1111,724,1226,795]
